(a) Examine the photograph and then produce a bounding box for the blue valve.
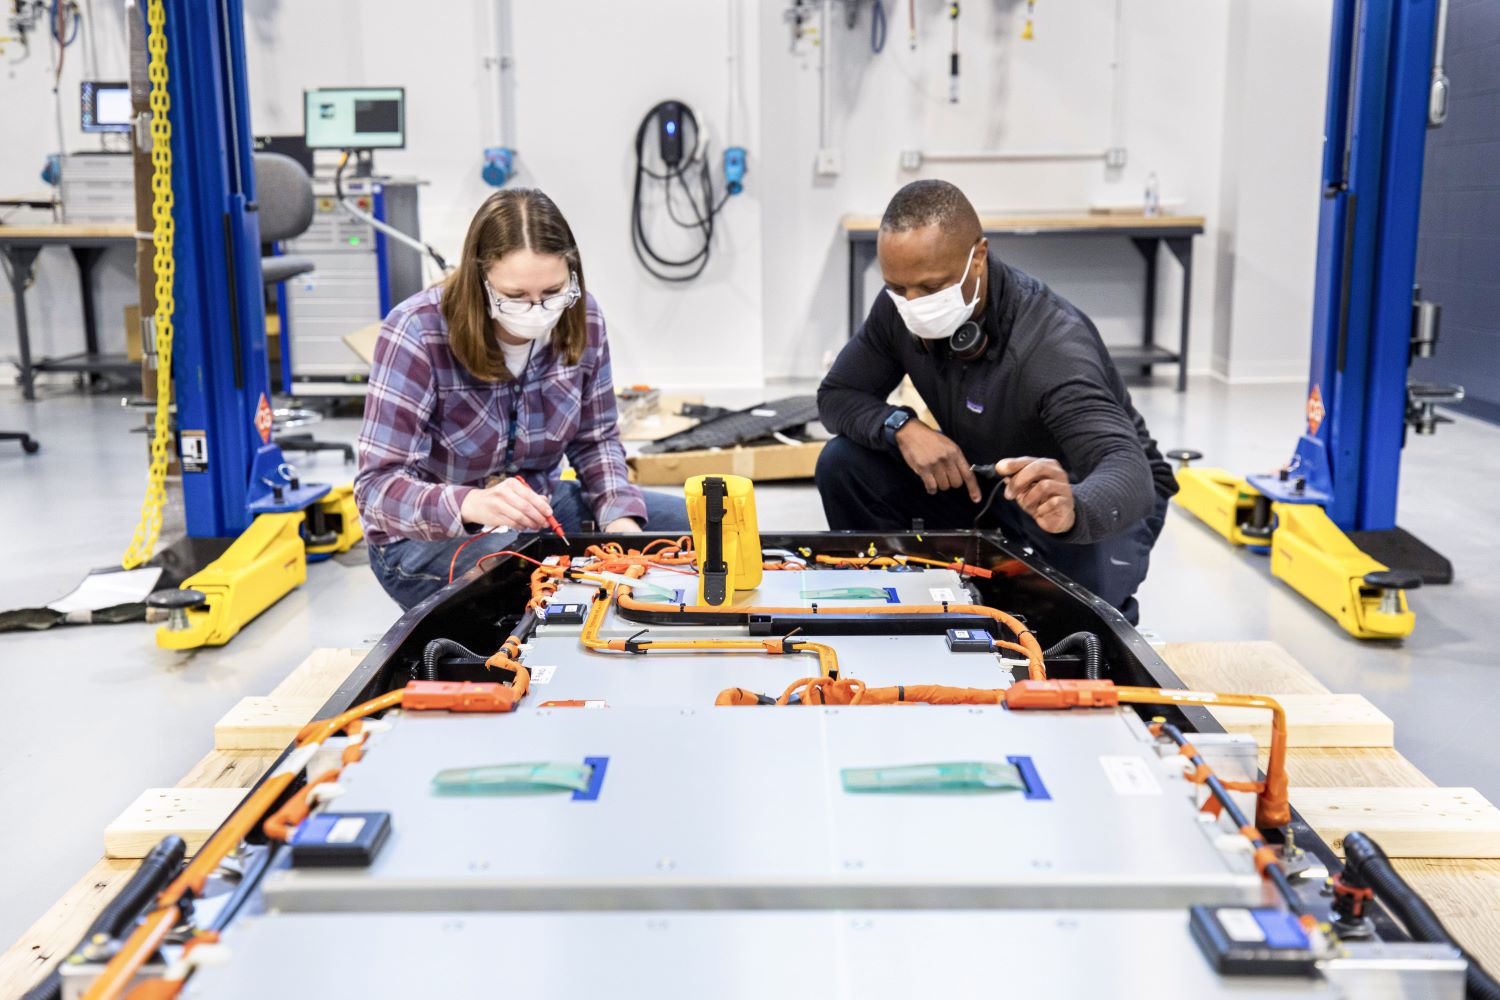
[482,147,514,188]
[724,146,747,195]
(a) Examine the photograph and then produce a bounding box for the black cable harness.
[631,101,731,282]
[1342,831,1500,1000]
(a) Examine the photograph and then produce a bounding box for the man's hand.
[459,477,554,531]
[896,421,981,502]
[605,517,642,533]
[996,456,1076,534]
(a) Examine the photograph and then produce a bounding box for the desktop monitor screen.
[81,81,131,133]
[303,87,406,150]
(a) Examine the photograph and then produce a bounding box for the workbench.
[842,213,1205,392]
[0,223,138,400]
[3,641,1496,996]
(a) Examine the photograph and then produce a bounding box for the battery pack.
[289,811,393,868]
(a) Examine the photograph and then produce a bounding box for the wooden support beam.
[103,788,247,860]
[1160,641,1330,695]
[1293,787,1500,859]
[1209,693,1394,748]
[214,695,326,751]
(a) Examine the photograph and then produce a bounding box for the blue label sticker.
[1253,909,1310,949]
[966,399,985,414]
[573,756,610,801]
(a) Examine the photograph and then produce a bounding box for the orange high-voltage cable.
[82,678,527,1000]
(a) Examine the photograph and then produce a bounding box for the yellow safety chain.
[122,0,175,569]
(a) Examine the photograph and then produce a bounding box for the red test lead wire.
[516,475,569,544]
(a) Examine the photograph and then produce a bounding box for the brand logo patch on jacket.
[966,398,985,414]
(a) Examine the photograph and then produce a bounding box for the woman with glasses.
[355,188,690,609]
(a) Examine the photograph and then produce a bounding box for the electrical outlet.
[899,149,923,171]
[1105,147,1128,169]
[815,147,842,177]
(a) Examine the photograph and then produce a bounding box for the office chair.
[1,431,39,454]
[254,152,352,463]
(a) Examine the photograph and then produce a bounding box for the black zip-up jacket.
[818,253,1177,545]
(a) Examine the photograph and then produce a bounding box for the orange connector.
[1005,679,1120,710]
[402,680,519,713]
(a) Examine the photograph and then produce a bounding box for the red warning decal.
[1306,385,1325,436]
[255,392,274,444]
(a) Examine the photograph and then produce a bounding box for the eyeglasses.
[484,272,581,315]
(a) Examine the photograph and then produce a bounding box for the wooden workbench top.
[842,212,1206,234]
[0,223,136,240]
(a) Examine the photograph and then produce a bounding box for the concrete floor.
[0,375,1495,952]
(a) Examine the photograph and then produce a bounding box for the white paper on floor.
[48,566,164,613]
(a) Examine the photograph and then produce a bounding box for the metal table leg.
[1166,237,1194,393]
[1130,237,1160,379]
[7,246,41,401]
[847,239,877,338]
[72,245,107,386]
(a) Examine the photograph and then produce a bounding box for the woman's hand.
[605,517,642,533]
[460,478,554,531]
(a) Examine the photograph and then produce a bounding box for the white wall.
[1,0,1331,392]
[759,0,1234,381]
[1212,0,1332,382]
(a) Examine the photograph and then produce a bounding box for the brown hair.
[441,188,588,381]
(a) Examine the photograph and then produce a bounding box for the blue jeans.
[369,481,691,610]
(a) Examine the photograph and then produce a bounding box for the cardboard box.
[343,322,383,367]
[124,304,143,362]
[628,440,825,486]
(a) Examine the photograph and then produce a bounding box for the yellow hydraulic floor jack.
[1166,451,1417,640]
[146,478,363,650]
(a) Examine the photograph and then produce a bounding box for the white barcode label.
[930,588,956,602]
[1099,755,1162,796]
[327,816,366,843]
[584,700,606,709]
[1216,908,1266,943]
[529,664,556,684]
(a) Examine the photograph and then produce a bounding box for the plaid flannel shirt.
[355,286,645,546]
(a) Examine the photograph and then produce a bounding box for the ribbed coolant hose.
[20,835,186,1000]
[420,638,484,681]
[1342,831,1500,1000]
[1043,631,1102,680]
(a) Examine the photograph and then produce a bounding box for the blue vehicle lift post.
[1169,0,1459,640]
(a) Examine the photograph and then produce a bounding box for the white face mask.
[485,272,579,341]
[494,307,563,342]
[886,242,982,341]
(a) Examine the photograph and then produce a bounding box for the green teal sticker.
[841,761,1024,794]
[800,587,892,601]
[433,761,593,796]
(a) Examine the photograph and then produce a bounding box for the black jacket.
[817,253,1176,544]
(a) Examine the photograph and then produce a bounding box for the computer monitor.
[81,81,131,133]
[303,87,406,150]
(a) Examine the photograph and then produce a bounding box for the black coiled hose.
[419,638,484,681]
[21,835,186,1000]
[1043,631,1103,680]
[1343,831,1500,1000]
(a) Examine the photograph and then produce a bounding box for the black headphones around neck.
[948,321,988,361]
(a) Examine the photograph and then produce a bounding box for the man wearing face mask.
[816,180,1177,623]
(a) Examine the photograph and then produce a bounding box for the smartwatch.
[882,407,916,448]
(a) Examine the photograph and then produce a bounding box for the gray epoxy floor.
[0,376,1494,952]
